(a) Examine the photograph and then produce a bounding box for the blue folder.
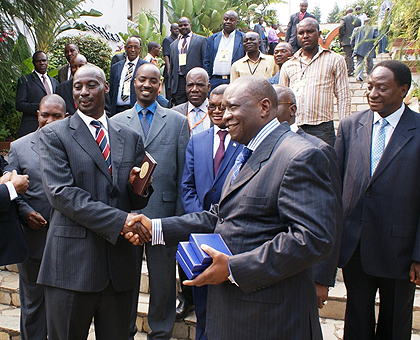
[177,241,208,272]
[189,233,232,265]
[176,251,201,280]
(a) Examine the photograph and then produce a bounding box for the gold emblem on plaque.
[140,162,149,179]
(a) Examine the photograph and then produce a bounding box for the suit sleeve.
[333,55,351,120]
[15,76,39,116]
[181,137,203,213]
[175,117,190,215]
[203,35,213,76]
[334,121,346,188]
[200,37,207,65]
[229,147,336,295]
[0,184,12,213]
[285,17,293,42]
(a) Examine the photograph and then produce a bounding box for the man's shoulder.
[172,102,188,114]
[158,105,188,122]
[111,60,125,73]
[340,109,371,129]
[11,131,37,149]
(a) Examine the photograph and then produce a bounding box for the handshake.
[121,213,152,246]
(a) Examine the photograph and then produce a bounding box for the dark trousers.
[268,42,277,55]
[172,76,187,106]
[45,283,133,340]
[342,246,415,340]
[300,120,336,147]
[129,245,143,340]
[193,285,208,340]
[18,259,47,340]
[178,263,194,305]
[342,45,354,75]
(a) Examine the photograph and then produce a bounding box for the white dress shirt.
[116,57,139,106]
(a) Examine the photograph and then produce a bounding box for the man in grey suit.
[339,8,361,76]
[113,63,189,339]
[6,94,67,340]
[169,17,207,105]
[336,60,420,339]
[127,76,337,339]
[38,64,152,340]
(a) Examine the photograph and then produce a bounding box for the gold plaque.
[140,162,149,179]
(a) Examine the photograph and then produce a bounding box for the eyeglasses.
[208,105,225,112]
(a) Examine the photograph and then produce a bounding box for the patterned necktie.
[90,120,112,174]
[192,107,204,134]
[121,62,134,102]
[42,75,51,95]
[230,147,253,184]
[180,34,188,75]
[214,130,228,176]
[371,118,388,176]
[140,108,150,138]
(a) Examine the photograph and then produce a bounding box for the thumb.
[11,169,17,176]
[201,244,217,258]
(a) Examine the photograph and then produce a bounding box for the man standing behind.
[285,0,315,53]
[267,23,280,55]
[38,64,152,340]
[280,18,350,146]
[336,60,420,340]
[203,10,245,90]
[113,63,189,340]
[144,42,161,66]
[7,94,66,340]
[162,23,179,101]
[230,32,277,81]
[169,17,207,106]
[253,17,268,53]
[181,84,243,339]
[339,8,361,76]
[57,43,79,83]
[109,36,146,116]
[172,67,211,135]
[15,51,59,137]
[269,42,294,84]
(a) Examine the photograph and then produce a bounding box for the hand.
[126,214,152,234]
[183,245,230,287]
[315,282,329,309]
[0,172,11,183]
[10,170,29,194]
[26,211,47,230]
[129,167,140,187]
[121,213,151,246]
[409,261,420,285]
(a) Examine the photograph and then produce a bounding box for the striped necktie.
[121,62,134,102]
[192,107,204,134]
[90,120,112,175]
[42,75,52,95]
[230,147,253,184]
[371,118,388,176]
[140,108,150,138]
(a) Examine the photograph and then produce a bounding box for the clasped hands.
[120,213,152,245]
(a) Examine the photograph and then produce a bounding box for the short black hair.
[32,51,45,63]
[147,41,160,52]
[372,60,412,88]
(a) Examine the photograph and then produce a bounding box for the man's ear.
[289,104,297,117]
[260,98,271,118]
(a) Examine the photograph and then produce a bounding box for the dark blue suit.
[203,30,245,90]
[181,127,242,339]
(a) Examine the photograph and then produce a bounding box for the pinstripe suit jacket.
[336,107,420,279]
[161,123,336,339]
[37,112,150,292]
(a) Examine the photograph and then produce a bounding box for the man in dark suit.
[253,17,268,53]
[335,60,420,339]
[109,36,147,116]
[127,76,337,339]
[162,23,179,101]
[0,156,29,267]
[181,84,243,339]
[172,67,211,135]
[15,51,59,137]
[203,10,245,90]
[55,54,87,115]
[112,63,189,339]
[339,8,361,76]
[274,84,343,308]
[6,94,66,340]
[57,43,79,83]
[169,17,207,106]
[38,64,152,340]
[285,0,315,53]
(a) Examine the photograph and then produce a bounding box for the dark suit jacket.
[285,12,315,49]
[6,130,51,260]
[339,14,361,46]
[351,25,378,58]
[203,30,245,78]
[58,64,70,83]
[55,79,77,115]
[38,113,150,292]
[253,24,267,53]
[15,72,59,137]
[335,107,420,279]
[0,156,28,266]
[169,34,207,93]
[181,127,243,213]
[109,58,147,116]
[296,127,343,286]
[161,123,336,339]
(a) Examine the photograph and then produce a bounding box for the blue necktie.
[371,118,388,176]
[192,107,204,134]
[230,147,253,184]
[141,108,150,138]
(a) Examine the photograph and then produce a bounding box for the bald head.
[70,54,87,77]
[273,85,297,125]
[74,64,106,83]
[37,94,66,128]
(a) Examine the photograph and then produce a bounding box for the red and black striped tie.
[90,120,112,175]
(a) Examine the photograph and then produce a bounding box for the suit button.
[220,217,224,224]
[365,191,370,197]
[211,188,216,193]
[110,193,116,199]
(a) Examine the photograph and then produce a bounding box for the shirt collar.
[373,102,405,129]
[245,52,267,61]
[34,70,47,79]
[213,124,228,135]
[222,30,236,39]
[126,56,139,66]
[188,99,208,114]
[77,109,108,131]
[292,45,328,63]
[247,118,280,151]
[135,101,157,114]
[290,122,299,132]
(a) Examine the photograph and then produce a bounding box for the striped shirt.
[279,46,351,126]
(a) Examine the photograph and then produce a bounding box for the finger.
[132,167,140,173]
[124,232,134,240]
[409,268,415,282]
[182,279,197,286]
[201,244,216,257]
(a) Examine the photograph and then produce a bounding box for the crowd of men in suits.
[3,4,420,340]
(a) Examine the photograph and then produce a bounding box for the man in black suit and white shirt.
[285,0,315,53]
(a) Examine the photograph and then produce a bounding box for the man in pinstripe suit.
[127,76,337,339]
[38,64,152,340]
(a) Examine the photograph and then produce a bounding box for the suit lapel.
[108,118,125,186]
[233,31,242,60]
[370,107,415,184]
[214,139,240,183]
[48,75,57,92]
[187,34,197,57]
[356,110,373,176]
[31,129,40,155]
[203,128,215,180]
[31,72,46,94]
[70,113,113,183]
[145,106,166,147]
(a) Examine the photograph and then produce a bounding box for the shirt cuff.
[5,181,18,201]
[228,258,239,286]
[151,219,165,245]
